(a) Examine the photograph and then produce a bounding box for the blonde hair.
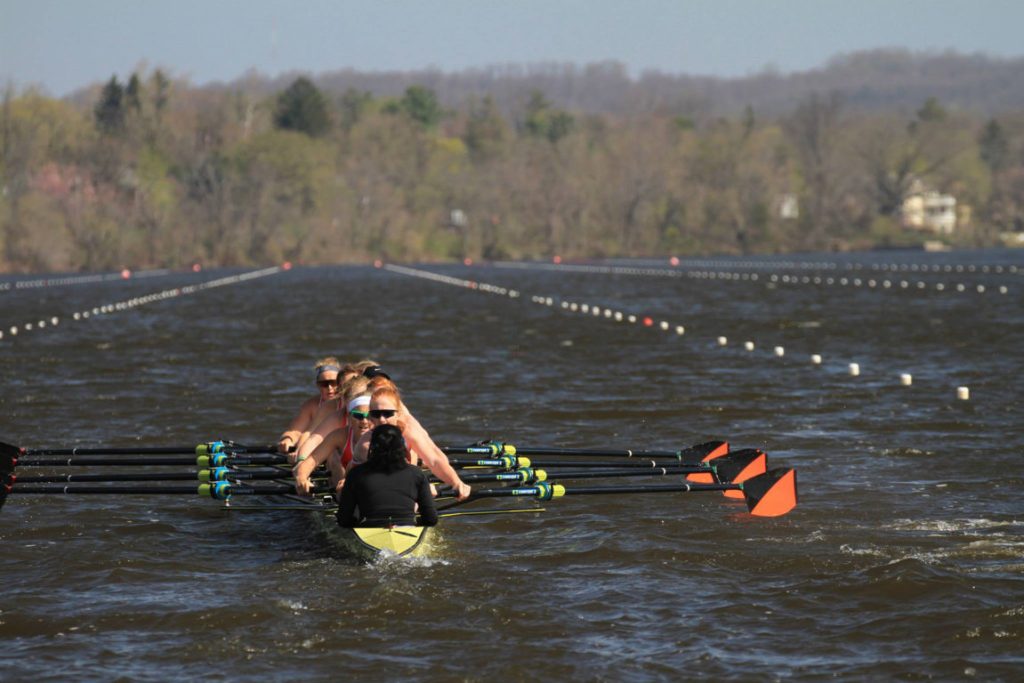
[351,358,381,373]
[313,356,341,371]
[342,376,370,404]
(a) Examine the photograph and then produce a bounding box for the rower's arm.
[279,399,315,454]
[296,413,342,461]
[293,430,341,494]
[295,400,339,454]
[406,432,470,499]
[399,411,470,499]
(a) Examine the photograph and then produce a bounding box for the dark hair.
[367,424,408,473]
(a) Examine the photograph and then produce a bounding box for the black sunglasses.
[368,409,397,420]
[317,379,339,388]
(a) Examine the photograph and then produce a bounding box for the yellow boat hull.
[339,524,430,559]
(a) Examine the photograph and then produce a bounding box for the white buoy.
[957,386,970,400]
[675,325,685,335]
[627,315,637,324]
[774,346,785,357]
[659,321,669,331]
[849,363,860,376]
[717,336,728,346]
[51,316,58,325]
[9,326,17,336]
[581,304,590,313]
[24,323,33,331]
[900,373,913,386]
[561,301,568,309]
[614,312,623,321]
[744,341,755,351]
[74,312,81,320]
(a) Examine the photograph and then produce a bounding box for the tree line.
[1,66,1022,272]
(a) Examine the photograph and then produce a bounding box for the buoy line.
[493,261,1011,296]
[0,267,189,293]
[382,262,977,404]
[1,266,284,343]
[568,258,1023,275]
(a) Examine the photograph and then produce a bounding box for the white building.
[902,182,956,235]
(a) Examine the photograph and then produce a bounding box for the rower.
[277,357,351,460]
[336,424,438,529]
[293,385,373,496]
[294,375,369,462]
[353,384,472,500]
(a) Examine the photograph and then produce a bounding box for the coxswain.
[336,424,438,529]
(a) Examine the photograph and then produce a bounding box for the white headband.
[347,396,371,411]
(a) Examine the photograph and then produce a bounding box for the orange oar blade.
[743,468,798,517]
[686,447,764,495]
[717,449,768,499]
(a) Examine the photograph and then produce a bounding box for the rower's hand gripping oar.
[445,468,798,518]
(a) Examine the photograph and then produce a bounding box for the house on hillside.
[901,180,957,235]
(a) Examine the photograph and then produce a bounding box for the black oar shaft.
[441,440,727,462]
[13,468,296,484]
[16,454,288,467]
[8,482,295,496]
[2,441,280,456]
[450,457,704,469]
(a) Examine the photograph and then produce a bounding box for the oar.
[10,453,289,468]
[443,468,798,517]
[5,480,305,500]
[442,439,728,463]
[10,467,302,484]
[446,450,766,486]
[0,439,283,457]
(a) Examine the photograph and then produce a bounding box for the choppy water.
[2,251,1023,681]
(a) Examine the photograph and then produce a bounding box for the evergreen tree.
[978,119,1009,173]
[94,76,125,135]
[399,86,442,128]
[274,77,331,137]
[125,73,143,113]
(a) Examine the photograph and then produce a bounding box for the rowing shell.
[225,494,432,560]
[340,525,431,560]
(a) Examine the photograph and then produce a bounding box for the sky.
[2,0,1023,97]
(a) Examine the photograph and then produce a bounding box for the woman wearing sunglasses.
[277,357,357,459]
[351,385,472,500]
[336,424,438,529]
[294,387,375,496]
[294,375,370,462]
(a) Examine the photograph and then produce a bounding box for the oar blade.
[686,448,765,498]
[678,440,729,465]
[742,468,798,517]
[717,448,768,499]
